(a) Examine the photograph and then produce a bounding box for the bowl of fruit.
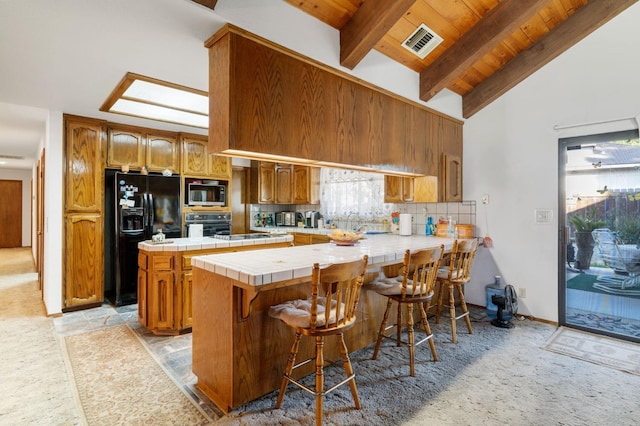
[329,229,364,246]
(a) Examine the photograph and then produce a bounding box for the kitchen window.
[319,169,391,221]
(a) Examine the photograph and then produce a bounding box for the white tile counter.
[192,234,454,287]
[137,235,293,252]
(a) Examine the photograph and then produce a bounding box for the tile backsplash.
[250,200,476,235]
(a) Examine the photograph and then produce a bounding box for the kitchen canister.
[399,213,412,236]
[188,223,204,239]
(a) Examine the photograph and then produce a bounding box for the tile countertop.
[137,235,294,252]
[191,234,455,287]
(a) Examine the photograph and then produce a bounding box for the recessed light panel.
[101,73,208,128]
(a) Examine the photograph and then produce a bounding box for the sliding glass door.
[559,130,640,343]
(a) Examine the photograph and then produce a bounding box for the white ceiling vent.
[401,23,443,59]
[0,154,25,160]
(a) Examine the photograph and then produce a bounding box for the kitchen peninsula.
[137,234,293,335]
[191,234,456,413]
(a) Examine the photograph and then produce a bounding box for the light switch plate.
[534,208,553,224]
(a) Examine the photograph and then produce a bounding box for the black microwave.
[187,182,226,206]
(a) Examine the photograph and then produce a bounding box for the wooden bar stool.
[369,246,444,376]
[268,255,368,426]
[433,238,479,343]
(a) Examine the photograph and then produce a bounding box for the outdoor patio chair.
[591,228,640,295]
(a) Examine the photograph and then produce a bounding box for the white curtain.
[319,168,391,221]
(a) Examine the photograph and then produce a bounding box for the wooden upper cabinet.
[206,25,462,177]
[107,127,179,174]
[438,117,463,202]
[182,135,231,178]
[293,166,319,204]
[385,175,438,203]
[208,154,231,178]
[146,133,179,173]
[107,127,144,169]
[384,176,411,203]
[182,137,208,176]
[253,161,316,205]
[441,153,462,202]
[275,163,292,204]
[257,162,276,204]
[65,118,104,212]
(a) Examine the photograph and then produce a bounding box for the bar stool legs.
[437,280,473,344]
[275,332,360,426]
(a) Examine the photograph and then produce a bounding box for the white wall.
[464,3,640,322]
[0,168,32,247]
[43,111,64,316]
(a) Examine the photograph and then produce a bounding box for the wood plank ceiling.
[198,0,638,118]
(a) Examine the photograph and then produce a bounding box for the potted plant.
[569,213,607,270]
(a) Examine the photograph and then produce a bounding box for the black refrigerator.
[104,170,181,306]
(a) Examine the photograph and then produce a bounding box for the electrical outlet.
[482,194,489,204]
[518,287,526,298]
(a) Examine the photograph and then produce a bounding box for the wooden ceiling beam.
[463,0,638,118]
[191,0,217,11]
[419,0,549,102]
[340,0,416,70]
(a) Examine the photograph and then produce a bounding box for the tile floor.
[53,303,223,419]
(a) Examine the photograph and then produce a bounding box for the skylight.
[100,73,208,129]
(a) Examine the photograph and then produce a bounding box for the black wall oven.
[184,212,231,236]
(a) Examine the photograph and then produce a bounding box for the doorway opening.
[559,130,640,343]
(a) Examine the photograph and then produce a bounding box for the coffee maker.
[305,211,322,228]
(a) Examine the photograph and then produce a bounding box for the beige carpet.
[0,247,82,425]
[543,326,640,375]
[63,324,213,425]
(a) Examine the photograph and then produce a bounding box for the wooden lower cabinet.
[138,240,292,335]
[64,213,104,309]
[181,272,194,328]
[292,232,329,246]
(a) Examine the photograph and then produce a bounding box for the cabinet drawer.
[152,255,174,270]
[138,252,148,269]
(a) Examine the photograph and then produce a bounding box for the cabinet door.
[258,162,276,203]
[402,177,414,202]
[275,163,292,204]
[149,270,175,331]
[209,154,231,178]
[181,272,193,328]
[292,166,311,204]
[64,214,104,308]
[107,127,144,170]
[182,137,209,176]
[413,176,438,202]
[442,153,462,202]
[137,268,148,326]
[65,119,104,212]
[384,175,403,203]
[146,134,179,173]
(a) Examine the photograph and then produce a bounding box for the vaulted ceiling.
[200,0,638,118]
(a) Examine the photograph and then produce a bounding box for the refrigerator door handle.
[148,193,155,235]
[143,193,150,234]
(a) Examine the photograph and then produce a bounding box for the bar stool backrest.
[399,246,444,299]
[309,255,369,332]
[444,238,479,283]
